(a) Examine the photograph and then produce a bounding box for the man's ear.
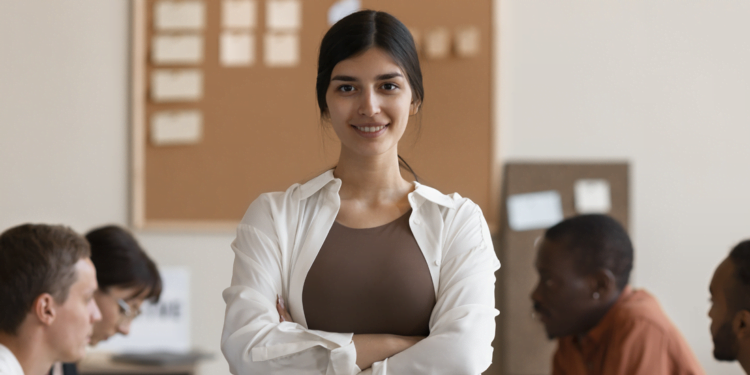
[733,310,750,340]
[33,293,57,326]
[590,268,618,302]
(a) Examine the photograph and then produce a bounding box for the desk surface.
[79,353,195,375]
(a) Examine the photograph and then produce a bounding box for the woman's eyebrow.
[331,75,357,82]
[376,72,403,80]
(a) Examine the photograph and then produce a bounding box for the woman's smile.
[351,123,389,137]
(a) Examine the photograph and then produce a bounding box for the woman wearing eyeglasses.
[49,225,162,375]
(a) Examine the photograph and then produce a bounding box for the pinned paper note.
[424,28,451,60]
[264,33,299,67]
[222,0,257,29]
[154,1,205,31]
[151,69,203,102]
[266,0,301,31]
[151,111,203,146]
[152,34,203,65]
[221,31,254,66]
[574,179,612,214]
[454,26,480,58]
[328,0,360,26]
[507,191,564,231]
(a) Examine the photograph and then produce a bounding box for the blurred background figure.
[0,224,102,375]
[50,225,162,375]
[87,225,162,346]
[709,240,750,374]
[531,214,704,375]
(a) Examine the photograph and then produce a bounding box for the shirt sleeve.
[221,198,360,375]
[369,202,501,375]
[603,319,670,375]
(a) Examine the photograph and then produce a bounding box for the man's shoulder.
[613,289,674,333]
[0,344,24,375]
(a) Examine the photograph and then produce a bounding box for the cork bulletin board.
[131,0,495,230]
[486,162,630,375]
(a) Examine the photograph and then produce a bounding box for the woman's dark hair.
[316,10,423,181]
[86,225,162,303]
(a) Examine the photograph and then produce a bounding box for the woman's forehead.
[331,48,405,78]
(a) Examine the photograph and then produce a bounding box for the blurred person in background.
[0,224,101,375]
[221,10,500,375]
[709,240,750,374]
[531,214,704,375]
[50,225,162,375]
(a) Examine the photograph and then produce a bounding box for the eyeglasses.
[115,298,142,322]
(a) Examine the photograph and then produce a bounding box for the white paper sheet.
[264,33,299,67]
[424,27,451,60]
[327,0,360,26]
[152,34,203,65]
[151,69,203,102]
[266,0,301,31]
[454,26,481,58]
[92,267,191,354]
[507,190,564,231]
[574,179,612,214]
[220,31,254,66]
[151,111,203,146]
[154,0,205,31]
[222,0,256,29]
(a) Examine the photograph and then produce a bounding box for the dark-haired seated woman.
[221,10,500,374]
[50,225,162,375]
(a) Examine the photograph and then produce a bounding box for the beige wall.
[2,1,750,374]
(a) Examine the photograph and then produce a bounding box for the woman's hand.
[276,295,424,370]
[276,295,293,323]
[352,334,425,370]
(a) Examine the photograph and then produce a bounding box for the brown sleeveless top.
[302,210,436,336]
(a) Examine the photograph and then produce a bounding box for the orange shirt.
[553,287,705,375]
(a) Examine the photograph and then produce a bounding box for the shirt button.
[413,218,421,225]
[434,259,441,266]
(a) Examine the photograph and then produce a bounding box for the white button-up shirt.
[0,344,24,375]
[221,170,500,374]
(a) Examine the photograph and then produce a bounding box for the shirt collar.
[297,170,456,209]
[581,285,634,346]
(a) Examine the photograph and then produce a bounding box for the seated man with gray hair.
[0,224,102,375]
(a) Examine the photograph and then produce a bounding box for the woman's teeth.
[355,125,386,133]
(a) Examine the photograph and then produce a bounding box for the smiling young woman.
[221,10,500,375]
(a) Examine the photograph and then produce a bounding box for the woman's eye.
[338,85,355,93]
[382,83,398,90]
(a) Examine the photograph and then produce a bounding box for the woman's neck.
[333,147,411,202]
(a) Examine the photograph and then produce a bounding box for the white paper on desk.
[151,69,203,102]
[574,179,612,214]
[222,0,257,29]
[154,0,205,31]
[152,34,203,65]
[151,110,203,146]
[266,0,301,31]
[328,0,360,26]
[221,31,254,66]
[507,190,564,231]
[264,32,299,67]
[92,267,191,354]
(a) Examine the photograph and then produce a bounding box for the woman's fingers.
[276,295,293,323]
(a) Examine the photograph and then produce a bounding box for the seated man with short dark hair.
[531,214,704,375]
[0,224,102,375]
[709,239,750,374]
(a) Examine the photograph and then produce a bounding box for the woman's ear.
[34,293,57,326]
[410,100,421,116]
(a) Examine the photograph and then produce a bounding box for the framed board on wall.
[131,0,496,230]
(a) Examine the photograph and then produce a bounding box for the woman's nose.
[358,89,381,117]
[117,320,132,335]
